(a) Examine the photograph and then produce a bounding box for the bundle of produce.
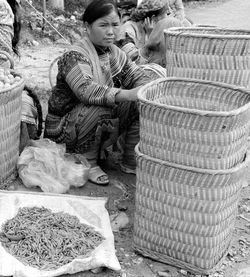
[0,206,104,270]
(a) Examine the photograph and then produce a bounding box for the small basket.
[0,51,25,187]
[138,77,250,169]
[134,145,248,274]
[164,27,250,89]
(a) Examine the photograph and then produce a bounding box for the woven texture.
[138,77,250,169]
[164,27,250,90]
[134,145,248,274]
[0,73,24,187]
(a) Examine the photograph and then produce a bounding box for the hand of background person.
[143,17,155,36]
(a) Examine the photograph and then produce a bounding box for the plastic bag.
[17,139,90,193]
[0,191,121,277]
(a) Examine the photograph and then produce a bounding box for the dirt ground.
[8,0,250,276]
[185,0,250,29]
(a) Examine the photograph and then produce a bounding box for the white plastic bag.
[0,191,121,277]
[17,139,90,193]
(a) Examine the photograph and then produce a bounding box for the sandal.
[120,163,136,175]
[88,166,109,186]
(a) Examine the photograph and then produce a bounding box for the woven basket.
[0,52,25,187]
[138,77,250,169]
[134,145,248,274]
[164,27,250,89]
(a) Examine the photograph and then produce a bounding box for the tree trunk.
[48,0,64,10]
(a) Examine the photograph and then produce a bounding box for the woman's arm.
[116,21,147,63]
[112,53,151,102]
[63,51,120,107]
[115,55,151,90]
[0,1,15,64]
[0,1,14,27]
[116,31,139,62]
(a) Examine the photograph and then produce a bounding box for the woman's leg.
[114,101,139,174]
[121,120,139,173]
[65,105,118,185]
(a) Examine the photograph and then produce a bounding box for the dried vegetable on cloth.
[17,139,90,194]
[0,191,121,277]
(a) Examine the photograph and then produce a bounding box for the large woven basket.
[164,27,250,89]
[138,77,250,170]
[0,52,25,187]
[134,145,248,274]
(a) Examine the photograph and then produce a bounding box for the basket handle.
[49,56,60,88]
[0,50,14,69]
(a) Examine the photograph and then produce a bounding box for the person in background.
[140,15,183,67]
[0,0,43,153]
[116,0,137,24]
[116,0,182,64]
[167,0,192,26]
[44,0,152,185]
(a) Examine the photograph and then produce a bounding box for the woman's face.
[86,10,121,47]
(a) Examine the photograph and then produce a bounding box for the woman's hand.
[115,87,142,103]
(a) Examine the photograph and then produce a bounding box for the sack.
[17,139,90,194]
[0,191,121,277]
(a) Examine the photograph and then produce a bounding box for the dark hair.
[131,4,168,22]
[145,5,169,19]
[7,0,22,56]
[82,0,120,25]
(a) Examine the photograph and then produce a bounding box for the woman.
[0,0,43,153]
[44,0,151,185]
[116,0,182,64]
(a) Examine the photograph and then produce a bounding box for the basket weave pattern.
[0,75,24,186]
[164,27,250,89]
[138,78,250,169]
[134,145,248,274]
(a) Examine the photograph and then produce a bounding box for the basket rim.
[164,27,250,39]
[0,72,25,94]
[0,51,14,69]
[135,144,249,175]
[137,77,250,117]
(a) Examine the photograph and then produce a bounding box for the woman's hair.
[131,3,169,22]
[7,0,22,55]
[82,0,120,25]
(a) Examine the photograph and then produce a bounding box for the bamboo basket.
[164,27,250,89]
[134,144,248,274]
[0,51,25,187]
[138,77,250,169]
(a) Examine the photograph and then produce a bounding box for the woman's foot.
[120,163,136,175]
[88,166,109,186]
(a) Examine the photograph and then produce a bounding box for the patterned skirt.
[44,101,139,168]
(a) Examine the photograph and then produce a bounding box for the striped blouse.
[48,43,150,117]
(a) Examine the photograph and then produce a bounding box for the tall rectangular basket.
[138,77,250,170]
[134,145,248,274]
[164,27,250,89]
